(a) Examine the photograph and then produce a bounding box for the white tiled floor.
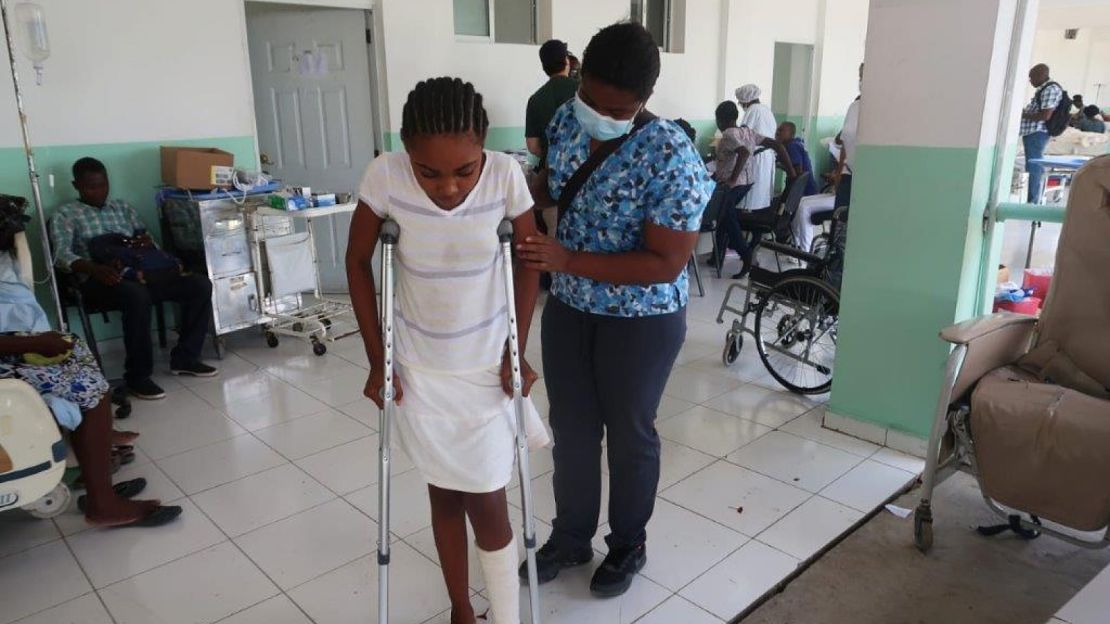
[0,277,922,623]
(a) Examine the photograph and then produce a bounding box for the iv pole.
[1,0,65,331]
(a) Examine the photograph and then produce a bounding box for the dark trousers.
[834,173,853,210]
[80,273,213,384]
[542,296,686,551]
[719,184,754,256]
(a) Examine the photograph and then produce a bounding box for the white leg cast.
[478,537,521,624]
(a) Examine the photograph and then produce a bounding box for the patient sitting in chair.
[0,194,179,528]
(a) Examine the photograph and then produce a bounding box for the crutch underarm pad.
[380,219,400,244]
[497,218,514,242]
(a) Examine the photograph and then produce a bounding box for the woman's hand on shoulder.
[517,234,572,273]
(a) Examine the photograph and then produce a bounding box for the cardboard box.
[161,146,234,189]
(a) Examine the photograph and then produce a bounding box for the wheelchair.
[715,207,847,395]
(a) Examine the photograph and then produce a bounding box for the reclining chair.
[914,155,1110,553]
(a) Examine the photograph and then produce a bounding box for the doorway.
[244,2,380,293]
[771,42,815,139]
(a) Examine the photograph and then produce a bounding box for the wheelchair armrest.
[939,313,1037,345]
[760,240,823,265]
[941,313,1038,400]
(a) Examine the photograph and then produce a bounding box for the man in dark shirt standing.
[525,39,578,169]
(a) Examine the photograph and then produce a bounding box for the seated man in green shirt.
[52,157,218,401]
[525,39,578,169]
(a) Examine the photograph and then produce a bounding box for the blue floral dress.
[0,253,107,427]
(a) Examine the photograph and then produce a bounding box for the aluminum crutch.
[496,218,543,624]
[377,219,399,624]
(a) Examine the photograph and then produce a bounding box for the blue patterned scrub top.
[546,102,712,317]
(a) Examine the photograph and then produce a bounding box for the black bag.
[88,232,181,283]
[1039,81,1072,137]
[556,111,657,222]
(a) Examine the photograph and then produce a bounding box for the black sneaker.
[590,544,646,598]
[127,378,166,400]
[169,361,218,378]
[519,538,593,585]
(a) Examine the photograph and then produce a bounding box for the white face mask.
[573,94,639,142]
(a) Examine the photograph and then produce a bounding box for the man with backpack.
[1021,64,1069,203]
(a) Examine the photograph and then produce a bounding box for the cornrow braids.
[400,77,490,142]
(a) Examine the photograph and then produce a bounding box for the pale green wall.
[828,144,994,438]
[0,136,257,338]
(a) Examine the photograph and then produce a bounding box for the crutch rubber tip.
[378,552,390,565]
[524,536,537,548]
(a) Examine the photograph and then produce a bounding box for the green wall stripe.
[828,143,992,438]
[387,119,722,156]
[0,136,257,339]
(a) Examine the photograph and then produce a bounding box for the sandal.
[72,452,134,489]
[77,478,147,512]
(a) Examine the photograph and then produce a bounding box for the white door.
[246,4,376,292]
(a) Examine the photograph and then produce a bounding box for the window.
[454,0,538,45]
[631,0,672,51]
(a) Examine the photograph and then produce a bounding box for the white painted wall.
[859,0,1008,149]
[813,0,868,118]
[0,0,257,148]
[723,0,819,103]
[1031,24,1110,105]
[377,0,724,133]
[0,0,873,154]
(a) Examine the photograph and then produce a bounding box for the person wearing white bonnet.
[734,83,779,211]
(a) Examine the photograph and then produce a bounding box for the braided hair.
[400,77,489,143]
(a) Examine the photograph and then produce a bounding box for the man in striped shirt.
[52,157,217,400]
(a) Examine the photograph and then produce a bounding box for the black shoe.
[170,361,218,378]
[731,249,756,280]
[590,544,647,598]
[127,378,166,400]
[520,538,593,585]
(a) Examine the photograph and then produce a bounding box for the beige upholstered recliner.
[914,155,1110,553]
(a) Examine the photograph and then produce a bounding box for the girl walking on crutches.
[346,77,549,624]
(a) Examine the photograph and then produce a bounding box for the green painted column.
[828,0,1033,440]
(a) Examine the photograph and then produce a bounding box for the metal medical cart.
[249,203,359,356]
[160,190,276,356]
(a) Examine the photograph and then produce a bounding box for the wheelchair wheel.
[754,275,839,395]
[265,332,280,348]
[722,331,743,367]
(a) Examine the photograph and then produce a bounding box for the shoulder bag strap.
[556,111,657,221]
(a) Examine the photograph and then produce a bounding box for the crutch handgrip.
[380,219,400,244]
[497,218,514,243]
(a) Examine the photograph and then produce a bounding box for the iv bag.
[13,3,49,84]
